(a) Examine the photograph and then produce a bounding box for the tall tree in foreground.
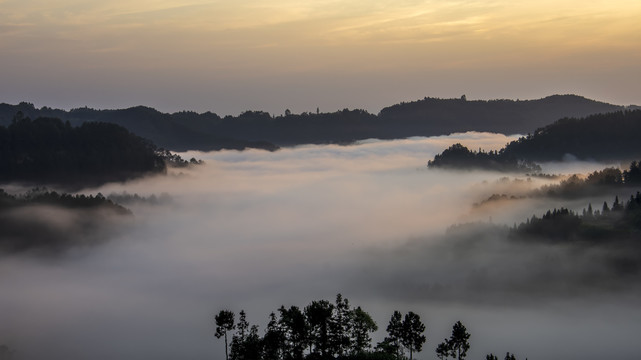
[278,305,309,360]
[330,293,352,357]
[447,321,470,360]
[305,299,334,357]
[215,310,235,360]
[263,312,284,360]
[350,306,378,354]
[385,311,404,359]
[401,311,426,360]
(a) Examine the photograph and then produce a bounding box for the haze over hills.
[0,95,625,151]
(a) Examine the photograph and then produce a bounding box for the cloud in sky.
[0,0,640,114]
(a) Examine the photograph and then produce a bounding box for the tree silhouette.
[215,310,235,360]
[351,306,378,354]
[230,310,257,360]
[436,340,451,359]
[305,300,334,357]
[385,311,404,359]
[278,305,308,360]
[447,321,470,360]
[401,312,426,360]
[263,312,284,360]
[330,294,352,357]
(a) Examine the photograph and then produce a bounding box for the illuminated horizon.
[1,0,640,115]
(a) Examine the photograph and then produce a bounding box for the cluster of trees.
[427,143,541,173]
[428,110,641,172]
[0,188,132,253]
[536,161,641,198]
[485,353,522,360]
[435,321,470,360]
[512,193,641,241]
[213,294,429,360]
[0,95,622,150]
[475,161,641,208]
[106,191,173,206]
[0,187,130,214]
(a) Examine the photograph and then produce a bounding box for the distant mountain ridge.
[0,95,626,151]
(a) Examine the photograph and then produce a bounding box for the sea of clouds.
[1,132,639,360]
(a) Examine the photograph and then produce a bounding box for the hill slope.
[428,109,641,171]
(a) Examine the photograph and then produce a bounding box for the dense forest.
[428,110,641,171]
[512,193,641,243]
[0,188,132,254]
[0,114,193,188]
[427,143,541,172]
[0,95,623,151]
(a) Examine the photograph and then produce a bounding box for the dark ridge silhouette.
[378,94,622,136]
[428,110,641,171]
[0,95,625,150]
[0,188,132,254]
[0,115,195,189]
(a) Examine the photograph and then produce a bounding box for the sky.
[1,0,640,115]
[2,134,641,359]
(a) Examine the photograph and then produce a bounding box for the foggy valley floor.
[1,132,641,360]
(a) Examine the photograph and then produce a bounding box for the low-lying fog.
[2,132,640,360]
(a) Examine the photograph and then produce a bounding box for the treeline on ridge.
[427,143,541,172]
[0,114,193,188]
[428,109,641,171]
[474,161,641,207]
[0,188,132,254]
[512,193,641,243]
[0,95,624,151]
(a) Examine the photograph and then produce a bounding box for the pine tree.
[214,310,235,360]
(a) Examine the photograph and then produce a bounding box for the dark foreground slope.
[0,95,624,150]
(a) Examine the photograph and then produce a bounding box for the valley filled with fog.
[2,132,640,360]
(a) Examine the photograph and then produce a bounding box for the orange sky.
[1,0,640,115]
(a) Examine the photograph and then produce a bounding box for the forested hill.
[378,94,622,136]
[429,109,641,171]
[0,116,172,188]
[501,110,641,161]
[0,95,624,151]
